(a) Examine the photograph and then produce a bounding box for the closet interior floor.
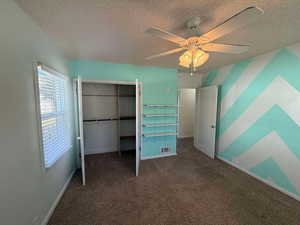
[48,138,300,225]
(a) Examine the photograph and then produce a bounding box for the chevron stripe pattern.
[202,42,300,198]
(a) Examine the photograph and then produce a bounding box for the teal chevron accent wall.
[70,60,177,158]
[218,59,252,102]
[250,158,299,196]
[219,105,300,161]
[202,42,300,199]
[203,70,219,86]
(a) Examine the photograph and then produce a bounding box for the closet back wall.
[70,61,177,158]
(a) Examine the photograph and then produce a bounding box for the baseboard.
[177,135,193,139]
[141,152,177,160]
[217,156,300,202]
[85,148,117,155]
[41,169,76,225]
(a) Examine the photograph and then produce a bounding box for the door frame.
[135,79,142,176]
[74,78,143,184]
[81,79,137,85]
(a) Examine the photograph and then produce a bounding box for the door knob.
[211,125,215,128]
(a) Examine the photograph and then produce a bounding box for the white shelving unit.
[143,113,177,117]
[143,132,177,137]
[142,104,178,138]
[143,123,177,127]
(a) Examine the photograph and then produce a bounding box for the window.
[36,63,71,168]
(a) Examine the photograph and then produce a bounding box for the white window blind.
[36,64,71,168]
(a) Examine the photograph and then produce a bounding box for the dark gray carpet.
[49,138,300,225]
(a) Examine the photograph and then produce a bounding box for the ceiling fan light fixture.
[193,49,209,67]
[179,49,209,68]
[145,7,262,67]
[179,50,191,68]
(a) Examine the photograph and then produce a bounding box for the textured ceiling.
[15,0,300,72]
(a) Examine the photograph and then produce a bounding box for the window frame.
[33,62,72,169]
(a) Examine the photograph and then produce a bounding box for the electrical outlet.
[161,146,171,153]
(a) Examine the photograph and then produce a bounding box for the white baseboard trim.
[42,169,76,225]
[177,135,193,139]
[141,152,177,160]
[217,156,300,202]
[85,148,117,155]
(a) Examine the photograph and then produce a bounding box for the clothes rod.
[83,118,118,122]
[82,94,136,97]
[120,116,136,120]
[82,94,116,97]
[83,117,136,122]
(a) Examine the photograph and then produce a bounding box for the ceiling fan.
[145,7,264,75]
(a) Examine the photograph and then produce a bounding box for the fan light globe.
[179,49,209,68]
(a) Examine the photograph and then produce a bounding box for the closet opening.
[75,79,141,185]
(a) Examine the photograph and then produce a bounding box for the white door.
[135,79,141,176]
[194,86,218,158]
[75,76,86,185]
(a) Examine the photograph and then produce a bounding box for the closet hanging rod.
[83,118,118,122]
[83,116,136,122]
[120,136,136,140]
[82,94,136,97]
[120,116,136,120]
[82,94,116,96]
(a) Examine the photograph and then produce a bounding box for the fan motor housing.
[186,17,202,30]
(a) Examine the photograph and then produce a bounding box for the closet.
[75,78,141,185]
[82,83,136,155]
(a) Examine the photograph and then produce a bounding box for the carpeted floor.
[49,138,300,225]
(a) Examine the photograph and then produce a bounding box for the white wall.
[0,1,76,225]
[178,89,196,138]
[177,72,203,88]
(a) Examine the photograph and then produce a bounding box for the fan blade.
[146,27,187,45]
[201,43,249,54]
[199,7,264,43]
[146,48,185,60]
